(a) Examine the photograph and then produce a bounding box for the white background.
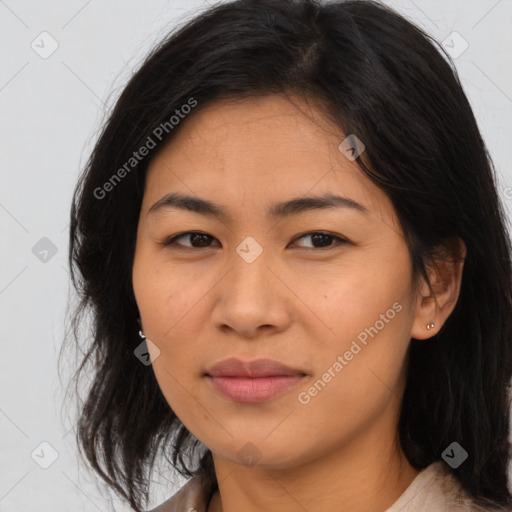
[1,0,511,510]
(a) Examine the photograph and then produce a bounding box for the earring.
[426,322,435,330]
[138,330,146,339]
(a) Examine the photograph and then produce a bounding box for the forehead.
[151,94,342,169]
[142,94,396,224]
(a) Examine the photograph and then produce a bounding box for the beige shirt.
[147,461,510,512]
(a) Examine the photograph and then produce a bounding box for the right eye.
[162,231,220,249]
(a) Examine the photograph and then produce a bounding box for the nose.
[210,246,293,339]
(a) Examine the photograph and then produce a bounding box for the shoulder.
[146,474,212,512]
[387,461,512,512]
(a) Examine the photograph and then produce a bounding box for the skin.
[132,93,466,512]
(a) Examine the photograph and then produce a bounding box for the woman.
[66,0,512,511]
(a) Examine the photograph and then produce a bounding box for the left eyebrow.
[147,192,369,222]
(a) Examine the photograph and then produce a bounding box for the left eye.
[162,231,348,250]
[291,232,348,249]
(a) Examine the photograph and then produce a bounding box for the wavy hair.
[64,0,512,510]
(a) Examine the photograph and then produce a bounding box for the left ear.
[410,236,467,340]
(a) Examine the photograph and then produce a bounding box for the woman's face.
[132,94,427,470]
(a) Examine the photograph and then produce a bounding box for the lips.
[205,357,308,403]
[205,357,307,378]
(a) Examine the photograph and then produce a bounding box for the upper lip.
[205,357,307,378]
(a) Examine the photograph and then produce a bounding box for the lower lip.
[206,375,306,403]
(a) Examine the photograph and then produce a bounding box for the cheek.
[320,261,410,338]
[134,268,205,424]
[132,257,206,404]
[133,253,202,336]
[310,257,413,398]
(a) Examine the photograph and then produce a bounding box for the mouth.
[204,357,308,403]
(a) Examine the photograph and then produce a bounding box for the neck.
[208,430,419,512]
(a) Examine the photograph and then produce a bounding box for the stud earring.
[426,322,435,330]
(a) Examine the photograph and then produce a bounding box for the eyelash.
[161,231,349,251]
